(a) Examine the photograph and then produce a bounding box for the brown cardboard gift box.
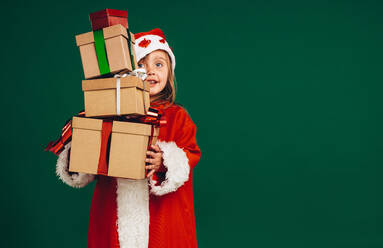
[75,24,137,79]
[108,120,159,179]
[83,75,150,117]
[69,117,159,179]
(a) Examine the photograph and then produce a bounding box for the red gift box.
[89,9,128,31]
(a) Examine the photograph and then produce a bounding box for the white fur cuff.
[149,141,190,196]
[56,142,95,188]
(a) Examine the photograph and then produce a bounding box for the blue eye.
[138,63,145,68]
[156,63,162,67]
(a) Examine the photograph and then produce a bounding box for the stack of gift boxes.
[68,9,159,180]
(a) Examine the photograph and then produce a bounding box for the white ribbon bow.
[129,68,147,81]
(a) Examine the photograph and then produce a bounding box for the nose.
[146,64,155,75]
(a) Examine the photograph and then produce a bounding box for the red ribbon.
[45,111,85,155]
[97,120,113,175]
[123,107,167,127]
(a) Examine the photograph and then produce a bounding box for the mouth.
[147,79,158,87]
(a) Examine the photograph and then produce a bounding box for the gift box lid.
[82,76,149,92]
[72,117,103,131]
[89,9,128,19]
[112,121,159,136]
[75,24,133,47]
[89,9,128,30]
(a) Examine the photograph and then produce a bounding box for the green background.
[2,0,383,247]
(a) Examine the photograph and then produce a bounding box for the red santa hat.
[134,28,176,72]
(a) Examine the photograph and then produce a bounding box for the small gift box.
[69,117,159,179]
[75,24,137,79]
[89,9,129,31]
[82,75,150,117]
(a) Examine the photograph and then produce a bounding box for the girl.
[56,28,201,248]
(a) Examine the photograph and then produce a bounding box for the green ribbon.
[127,30,136,71]
[93,28,135,75]
[93,29,110,75]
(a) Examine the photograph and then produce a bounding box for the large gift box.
[82,75,150,117]
[69,117,159,179]
[75,24,137,79]
[89,9,129,31]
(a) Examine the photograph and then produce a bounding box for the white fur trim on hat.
[56,142,95,188]
[116,178,149,248]
[134,34,176,72]
[149,141,190,196]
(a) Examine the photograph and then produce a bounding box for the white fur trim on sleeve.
[149,141,190,196]
[56,142,95,188]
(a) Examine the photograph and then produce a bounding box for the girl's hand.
[145,145,163,178]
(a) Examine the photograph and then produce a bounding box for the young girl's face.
[138,50,170,96]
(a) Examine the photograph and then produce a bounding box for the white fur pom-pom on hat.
[134,28,176,72]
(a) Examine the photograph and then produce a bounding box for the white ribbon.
[114,74,128,116]
[113,69,147,115]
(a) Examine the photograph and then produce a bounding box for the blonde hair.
[149,53,176,107]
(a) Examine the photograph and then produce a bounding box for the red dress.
[56,103,201,248]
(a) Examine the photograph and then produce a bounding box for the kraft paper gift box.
[69,117,103,175]
[75,24,137,79]
[89,9,129,31]
[108,120,159,179]
[69,117,159,179]
[82,75,150,117]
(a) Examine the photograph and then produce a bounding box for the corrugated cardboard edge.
[75,24,128,47]
[103,24,128,40]
[112,121,159,136]
[72,117,103,130]
[129,31,135,44]
[82,76,148,91]
[76,31,94,46]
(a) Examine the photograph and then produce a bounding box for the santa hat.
[134,28,176,72]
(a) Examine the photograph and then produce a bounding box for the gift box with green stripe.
[75,24,138,79]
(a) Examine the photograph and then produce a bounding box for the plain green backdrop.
[1,0,383,247]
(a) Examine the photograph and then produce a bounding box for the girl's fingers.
[146,169,155,178]
[146,159,160,164]
[146,151,155,157]
[146,157,161,164]
[145,164,159,170]
[151,145,161,153]
[147,151,162,160]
